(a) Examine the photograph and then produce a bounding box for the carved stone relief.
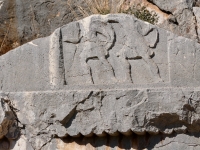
[1,14,200,150]
[62,16,168,85]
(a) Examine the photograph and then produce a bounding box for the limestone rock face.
[132,0,198,41]
[0,0,200,56]
[1,14,200,149]
[0,95,19,140]
[0,0,84,55]
[193,7,200,40]
[148,0,195,12]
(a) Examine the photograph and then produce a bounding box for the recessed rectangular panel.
[61,15,169,86]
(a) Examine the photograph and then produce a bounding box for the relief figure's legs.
[79,51,91,75]
[121,56,132,83]
[142,55,163,82]
[98,54,116,80]
[99,56,113,72]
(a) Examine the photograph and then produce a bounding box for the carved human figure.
[62,20,116,84]
[116,21,162,83]
[62,19,162,85]
[79,20,115,76]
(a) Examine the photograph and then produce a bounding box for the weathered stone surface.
[0,94,19,141]
[10,135,33,150]
[2,14,200,90]
[1,14,200,149]
[3,16,160,90]
[165,8,197,41]
[147,0,198,41]
[12,133,200,150]
[4,88,200,139]
[168,33,200,87]
[0,28,64,92]
[0,0,85,55]
[62,15,167,85]
[0,0,200,56]
[148,0,195,13]
[193,7,200,40]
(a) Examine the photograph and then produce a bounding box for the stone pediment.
[1,14,200,149]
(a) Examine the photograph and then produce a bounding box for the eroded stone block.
[61,15,169,85]
[168,33,200,86]
[1,14,200,149]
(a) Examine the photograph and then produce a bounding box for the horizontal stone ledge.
[1,88,200,139]
[62,127,186,137]
[11,132,200,150]
[46,133,200,150]
[53,128,186,138]
[2,85,200,93]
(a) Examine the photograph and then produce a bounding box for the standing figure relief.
[116,21,162,83]
[62,19,163,85]
[79,20,116,76]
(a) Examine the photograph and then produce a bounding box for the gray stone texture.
[0,0,85,55]
[0,0,200,56]
[148,0,195,13]
[2,14,200,91]
[1,14,200,149]
[0,28,64,92]
[193,7,200,40]
[5,89,200,137]
[149,0,199,41]
[38,133,200,150]
[0,94,19,140]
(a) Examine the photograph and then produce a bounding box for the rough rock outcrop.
[193,7,200,40]
[1,0,200,56]
[1,14,200,149]
[0,95,19,139]
[0,0,85,55]
[130,0,198,41]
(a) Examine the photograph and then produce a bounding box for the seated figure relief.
[62,18,163,85]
